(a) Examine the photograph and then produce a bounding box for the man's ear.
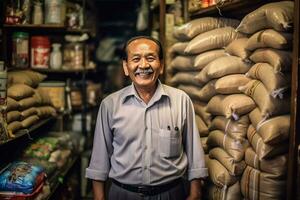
[159,61,164,75]
[123,60,129,76]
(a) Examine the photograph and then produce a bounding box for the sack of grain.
[185,27,245,55]
[7,111,21,124]
[249,48,292,73]
[201,137,209,154]
[246,63,290,98]
[210,115,250,141]
[225,38,251,60]
[20,107,38,120]
[195,114,209,137]
[18,97,38,111]
[215,74,251,95]
[178,81,216,102]
[245,147,287,178]
[206,94,256,120]
[207,130,249,162]
[194,49,228,70]
[206,156,239,187]
[8,70,47,87]
[173,17,240,41]
[241,166,286,200]
[169,72,202,87]
[247,125,288,159]
[209,147,246,176]
[7,97,19,111]
[196,56,251,84]
[7,121,23,138]
[36,106,57,118]
[249,108,290,145]
[237,1,294,34]
[246,29,293,51]
[170,55,196,72]
[209,181,242,200]
[239,80,290,118]
[193,101,212,127]
[8,84,35,100]
[169,42,189,56]
[21,115,39,128]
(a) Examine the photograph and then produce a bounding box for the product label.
[31,48,50,68]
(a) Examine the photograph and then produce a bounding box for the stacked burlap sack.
[169,17,243,155]
[234,1,294,199]
[6,70,56,138]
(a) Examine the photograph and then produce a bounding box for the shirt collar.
[121,80,169,104]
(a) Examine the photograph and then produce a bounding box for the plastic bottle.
[50,43,62,70]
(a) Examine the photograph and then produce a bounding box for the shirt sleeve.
[85,100,113,181]
[184,97,208,180]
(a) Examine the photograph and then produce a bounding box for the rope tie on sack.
[256,115,268,131]
[221,184,228,200]
[225,119,231,134]
[271,87,288,99]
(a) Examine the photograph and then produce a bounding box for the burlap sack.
[194,49,228,70]
[36,88,53,105]
[36,106,57,118]
[246,29,293,51]
[247,125,289,159]
[206,94,255,120]
[169,56,197,72]
[178,81,216,102]
[169,42,189,56]
[173,17,240,41]
[225,38,251,60]
[246,63,290,98]
[241,166,286,200]
[201,137,208,154]
[237,1,294,34]
[245,147,287,178]
[195,56,251,84]
[7,97,19,111]
[8,84,35,100]
[249,48,292,72]
[206,156,239,187]
[7,121,23,137]
[185,27,245,55]
[193,101,212,127]
[239,80,290,118]
[249,108,290,145]
[209,147,246,176]
[207,130,248,162]
[169,72,202,87]
[7,111,21,124]
[18,97,38,111]
[209,181,242,200]
[21,115,39,128]
[21,107,38,120]
[8,70,47,87]
[195,114,209,137]
[215,74,251,95]
[210,115,250,141]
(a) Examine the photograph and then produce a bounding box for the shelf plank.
[32,68,96,74]
[189,0,283,19]
[0,117,55,147]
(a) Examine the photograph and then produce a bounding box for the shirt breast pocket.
[159,129,182,158]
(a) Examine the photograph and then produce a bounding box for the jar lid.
[31,36,50,47]
[13,32,29,38]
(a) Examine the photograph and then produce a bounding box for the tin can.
[31,36,51,69]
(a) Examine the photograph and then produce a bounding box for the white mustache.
[134,68,154,75]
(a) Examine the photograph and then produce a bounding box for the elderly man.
[86,36,207,200]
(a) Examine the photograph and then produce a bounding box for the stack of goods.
[169,17,241,154]
[6,70,56,138]
[0,161,47,199]
[235,1,294,199]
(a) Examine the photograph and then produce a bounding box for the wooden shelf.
[3,24,91,34]
[0,117,55,147]
[32,68,96,74]
[189,0,283,19]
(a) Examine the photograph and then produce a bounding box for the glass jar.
[45,0,64,24]
[63,42,84,70]
[32,1,43,25]
[12,32,29,68]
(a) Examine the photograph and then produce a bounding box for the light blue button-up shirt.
[86,81,207,185]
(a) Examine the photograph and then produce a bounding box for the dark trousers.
[108,180,188,200]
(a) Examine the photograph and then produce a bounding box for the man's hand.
[93,180,105,200]
[186,179,202,200]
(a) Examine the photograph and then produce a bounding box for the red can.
[31,36,50,69]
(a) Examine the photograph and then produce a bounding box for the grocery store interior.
[0,0,299,199]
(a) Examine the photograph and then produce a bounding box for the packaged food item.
[63,42,84,70]
[31,36,50,69]
[38,82,65,112]
[45,0,65,24]
[12,32,29,69]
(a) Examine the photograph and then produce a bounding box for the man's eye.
[147,57,155,62]
[132,58,140,62]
